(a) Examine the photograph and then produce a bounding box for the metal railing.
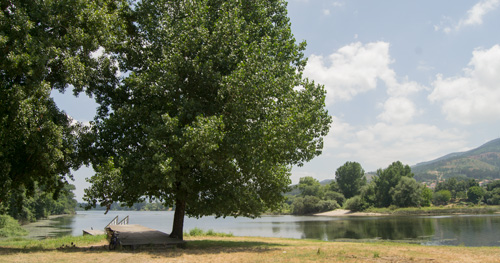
[106,215,129,228]
[118,215,129,225]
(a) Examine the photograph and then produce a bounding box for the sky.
[52,0,500,201]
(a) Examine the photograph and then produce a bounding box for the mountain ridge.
[412,138,500,181]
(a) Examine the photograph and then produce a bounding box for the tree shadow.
[139,239,288,259]
[0,239,288,258]
[0,244,109,255]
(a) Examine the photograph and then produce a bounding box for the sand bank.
[314,209,386,217]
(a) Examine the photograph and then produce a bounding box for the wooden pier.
[106,224,186,249]
[82,229,105,236]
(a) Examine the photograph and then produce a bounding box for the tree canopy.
[0,0,124,205]
[373,161,413,207]
[389,176,422,208]
[335,161,366,199]
[82,0,331,239]
[297,177,322,197]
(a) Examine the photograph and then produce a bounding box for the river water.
[22,211,500,247]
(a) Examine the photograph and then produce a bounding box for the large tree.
[0,0,123,204]
[82,0,331,239]
[335,161,366,199]
[373,161,413,207]
[389,176,422,208]
[297,177,322,198]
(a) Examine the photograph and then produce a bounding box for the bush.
[324,191,346,206]
[344,195,368,212]
[188,227,205,236]
[291,196,339,215]
[184,227,233,237]
[433,190,451,205]
[0,215,28,237]
[317,200,340,212]
[420,187,433,207]
[485,188,500,205]
[389,177,422,208]
[467,186,485,204]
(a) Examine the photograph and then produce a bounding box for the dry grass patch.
[1,235,499,262]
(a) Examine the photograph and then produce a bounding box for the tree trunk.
[170,198,186,240]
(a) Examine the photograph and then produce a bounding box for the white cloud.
[332,2,344,8]
[323,9,330,15]
[461,0,499,26]
[323,117,467,171]
[435,0,500,33]
[304,42,424,104]
[429,45,500,124]
[377,97,417,124]
[323,116,355,150]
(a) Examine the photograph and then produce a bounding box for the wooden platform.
[83,229,105,236]
[106,224,185,248]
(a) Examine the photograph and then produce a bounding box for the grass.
[1,234,500,262]
[184,227,233,237]
[0,234,107,250]
[0,215,28,238]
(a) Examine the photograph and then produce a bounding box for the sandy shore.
[313,209,386,217]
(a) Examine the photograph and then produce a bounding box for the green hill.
[413,138,500,182]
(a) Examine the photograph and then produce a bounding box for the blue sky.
[52,0,500,201]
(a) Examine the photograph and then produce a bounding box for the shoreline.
[313,209,386,217]
[313,206,500,217]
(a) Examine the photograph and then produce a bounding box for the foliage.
[389,177,423,208]
[335,161,366,199]
[484,188,500,205]
[373,161,413,207]
[323,191,345,206]
[1,184,77,223]
[365,205,500,215]
[77,201,169,212]
[326,180,341,193]
[344,195,368,212]
[291,196,339,215]
[291,176,344,214]
[292,196,319,215]
[0,0,124,205]
[420,187,433,207]
[297,177,322,198]
[359,181,377,208]
[317,200,340,212]
[467,186,485,204]
[82,0,331,239]
[486,180,500,191]
[0,215,27,237]
[433,190,452,205]
[435,177,478,199]
[485,180,500,205]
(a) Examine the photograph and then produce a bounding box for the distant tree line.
[287,161,500,215]
[0,184,77,223]
[77,201,169,212]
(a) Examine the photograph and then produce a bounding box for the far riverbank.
[315,205,500,217]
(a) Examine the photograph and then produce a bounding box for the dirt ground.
[1,236,500,263]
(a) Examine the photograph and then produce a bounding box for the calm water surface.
[23,211,500,247]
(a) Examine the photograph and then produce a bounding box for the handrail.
[118,215,129,225]
[106,215,119,228]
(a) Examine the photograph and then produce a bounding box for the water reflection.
[427,215,500,246]
[295,217,435,242]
